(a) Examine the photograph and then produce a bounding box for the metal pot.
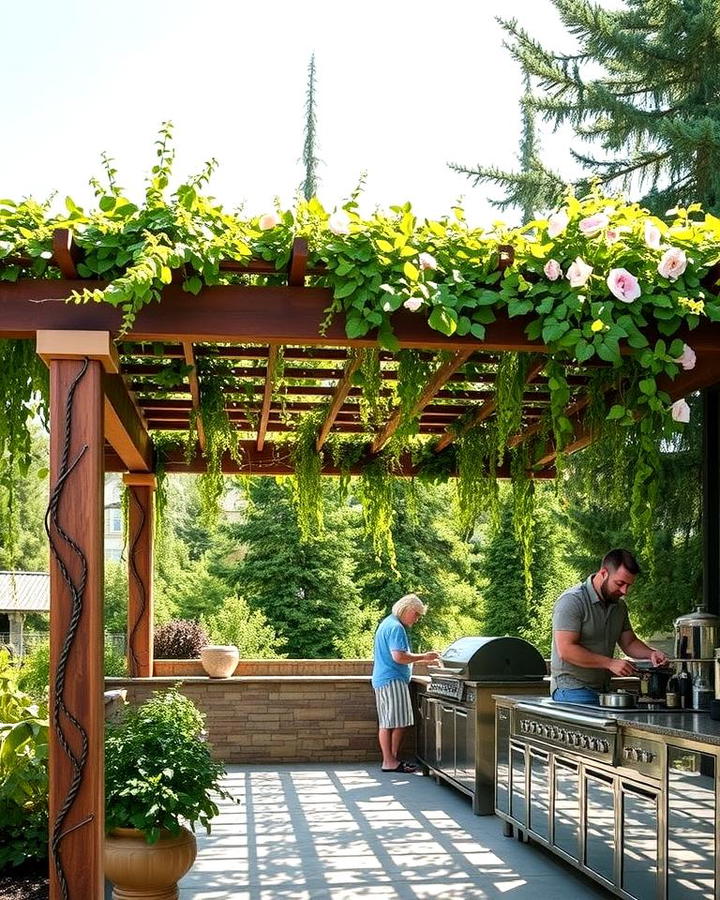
[598,691,636,708]
[674,606,720,660]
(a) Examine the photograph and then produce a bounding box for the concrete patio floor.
[178,763,612,899]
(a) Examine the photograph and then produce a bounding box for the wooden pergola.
[3,231,720,898]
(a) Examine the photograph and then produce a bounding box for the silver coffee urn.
[674,606,719,710]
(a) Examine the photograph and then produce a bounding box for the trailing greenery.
[392,349,433,445]
[356,348,386,428]
[493,352,530,466]
[358,453,398,568]
[455,424,498,536]
[292,412,324,541]
[105,686,233,842]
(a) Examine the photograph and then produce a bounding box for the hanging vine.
[357,349,387,428]
[510,442,535,602]
[327,435,367,501]
[359,452,398,568]
[392,349,433,446]
[455,423,499,536]
[494,352,530,466]
[291,412,324,542]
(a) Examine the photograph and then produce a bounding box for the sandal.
[381,761,418,772]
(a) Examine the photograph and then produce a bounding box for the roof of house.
[0,571,50,612]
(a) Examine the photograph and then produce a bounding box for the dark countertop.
[494,694,720,748]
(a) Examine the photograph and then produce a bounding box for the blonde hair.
[392,593,427,619]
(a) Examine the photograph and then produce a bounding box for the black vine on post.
[126,485,147,676]
[43,357,91,900]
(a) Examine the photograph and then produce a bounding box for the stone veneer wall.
[106,662,420,764]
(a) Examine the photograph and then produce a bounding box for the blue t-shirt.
[371,614,411,688]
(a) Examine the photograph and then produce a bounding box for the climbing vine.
[455,424,498,536]
[358,453,398,568]
[291,412,324,542]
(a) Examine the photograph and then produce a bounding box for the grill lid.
[430,635,546,682]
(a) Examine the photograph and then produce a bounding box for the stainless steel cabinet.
[510,741,527,826]
[528,748,550,841]
[496,706,511,816]
[584,770,615,885]
[667,745,716,899]
[553,759,580,860]
[621,783,659,900]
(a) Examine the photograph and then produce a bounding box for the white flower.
[403,298,424,312]
[673,343,697,371]
[644,220,662,250]
[258,212,280,231]
[328,211,351,235]
[566,257,593,288]
[606,267,641,303]
[543,259,562,281]
[658,247,687,281]
[419,252,437,270]
[671,399,691,423]
[547,209,569,238]
[578,213,610,236]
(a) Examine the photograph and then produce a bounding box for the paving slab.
[169,764,615,899]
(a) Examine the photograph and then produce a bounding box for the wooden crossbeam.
[182,341,205,451]
[51,229,82,279]
[371,350,475,454]
[256,346,279,451]
[434,357,546,453]
[316,350,365,451]
[288,238,309,286]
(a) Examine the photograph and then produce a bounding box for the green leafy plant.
[292,412,324,541]
[358,453,398,568]
[105,686,233,843]
[0,649,49,868]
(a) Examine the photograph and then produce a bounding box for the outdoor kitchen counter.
[493,693,720,747]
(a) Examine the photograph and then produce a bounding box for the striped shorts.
[374,680,414,729]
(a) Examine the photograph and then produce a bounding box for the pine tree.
[453,0,720,216]
[300,54,320,201]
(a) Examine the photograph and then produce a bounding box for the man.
[551,548,668,704]
[371,593,440,772]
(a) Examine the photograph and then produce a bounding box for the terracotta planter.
[200,644,239,678]
[104,826,197,899]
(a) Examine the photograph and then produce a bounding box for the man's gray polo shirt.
[550,575,632,693]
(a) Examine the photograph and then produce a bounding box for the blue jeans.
[552,687,600,705]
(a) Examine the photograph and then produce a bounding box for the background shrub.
[153,619,208,659]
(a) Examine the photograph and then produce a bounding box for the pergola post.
[37,331,120,900]
[702,386,720,615]
[122,473,157,677]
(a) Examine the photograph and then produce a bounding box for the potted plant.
[104,686,233,899]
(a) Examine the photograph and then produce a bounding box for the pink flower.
[578,213,610,236]
[605,228,620,244]
[328,211,350,235]
[607,267,641,303]
[673,343,696,371]
[258,212,280,231]
[547,209,569,238]
[658,247,687,281]
[671,399,691,423]
[566,257,593,288]
[419,252,437,270]
[543,259,562,281]
[644,220,661,250]
[403,297,424,312]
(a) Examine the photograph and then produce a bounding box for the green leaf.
[574,339,595,362]
[428,306,458,336]
[470,323,486,340]
[183,276,202,295]
[639,378,657,396]
[345,316,369,339]
[507,299,533,317]
[334,281,357,300]
[607,404,627,420]
[99,196,116,212]
[403,261,420,281]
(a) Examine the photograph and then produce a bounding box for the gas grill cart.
[413,636,548,814]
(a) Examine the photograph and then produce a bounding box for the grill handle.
[427,665,463,676]
[515,702,618,732]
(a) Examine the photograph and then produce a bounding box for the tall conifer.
[453,0,720,215]
[301,54,320,201]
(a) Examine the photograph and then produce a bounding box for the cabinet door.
[440,704,455,775]
[528,748,550,841]
[553,759,580,860]
[510,741,527,826]
[621,784,659,900]
[667,745,716,899]
[495,706,511,815]
[584,769,615,885]
[454,708,473,788]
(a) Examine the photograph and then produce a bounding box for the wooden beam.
[256,345,279,451]
[47,356,104,900]
[434,357,546,453]
[370,350,475,454]
[316,350,364,451]
[103,373,154,472]
[288,238,308,286]
[182,341,205,452]
[51,229,82,280]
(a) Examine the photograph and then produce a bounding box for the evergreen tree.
[300,54,320,201]
[454,0,720,215]
[212,478,366,658]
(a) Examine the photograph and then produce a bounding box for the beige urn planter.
[104,826,197,900]
[200,644,239,678]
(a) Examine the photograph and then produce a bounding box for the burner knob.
[580,735,589,749]
[641,750,654,763]
[573,733,581,746]
[530,722,537,733]
[589,739,599,751]
[600,740,609,753]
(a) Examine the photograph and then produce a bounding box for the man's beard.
[600,576,621,604]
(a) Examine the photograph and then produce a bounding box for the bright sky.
[0,0,619,227]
